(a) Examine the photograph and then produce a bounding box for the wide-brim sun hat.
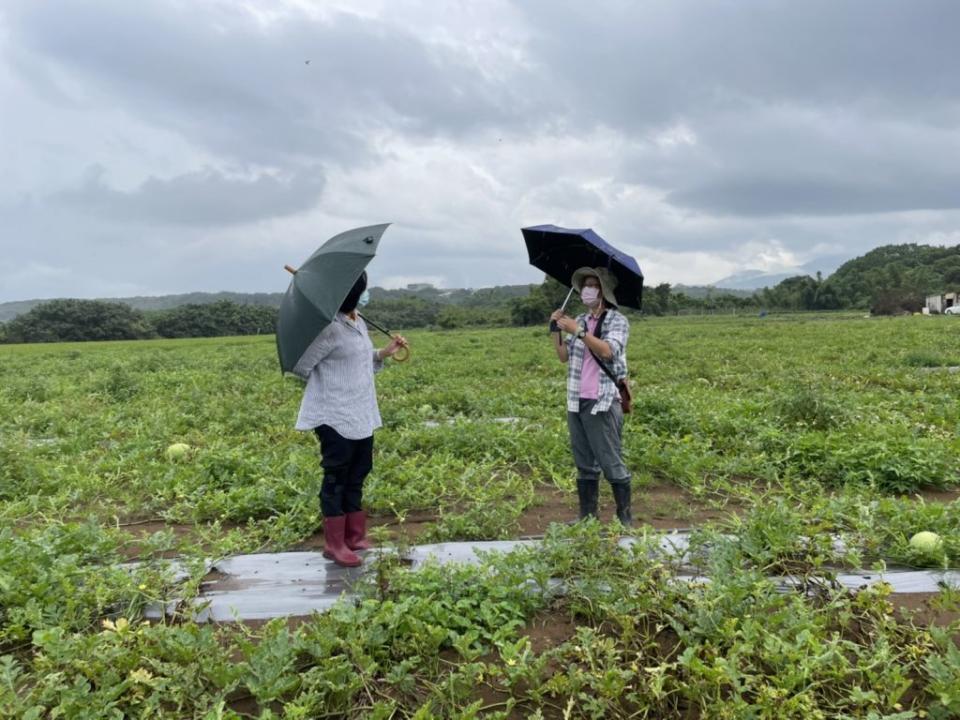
[571,266,619,307]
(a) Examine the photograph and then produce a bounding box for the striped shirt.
[565,309,629,414]
[293,313,385,439]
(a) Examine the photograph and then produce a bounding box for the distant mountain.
[671,284,756,299]
[0,300,41,324]
[0,284,536,322]
[710,269,805,290]
[368,284,533,306]
[712,255,846,290]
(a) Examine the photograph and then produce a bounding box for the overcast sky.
[2,0,960,301]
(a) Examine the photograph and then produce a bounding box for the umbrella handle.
[549,287,576,333]
[359,311,410,362]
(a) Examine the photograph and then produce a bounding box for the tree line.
[0,287,745,344]
[0,283,817,344]
[507,242,960,323]
[3,242,958,343]
[757,244,960,314]
[0,300,277,344]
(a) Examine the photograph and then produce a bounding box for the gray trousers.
[567,399,630,483]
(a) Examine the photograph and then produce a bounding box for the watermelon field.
[2,313,960,718]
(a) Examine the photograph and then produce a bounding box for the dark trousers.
[314,425,374,517]
[567,399,630,483]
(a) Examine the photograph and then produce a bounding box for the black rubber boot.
[576,478,600,521]
[611,480,632,528]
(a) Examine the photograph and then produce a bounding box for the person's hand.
[554,315,580,334]
[383,335,408,357]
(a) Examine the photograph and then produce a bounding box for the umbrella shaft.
[357,312,393,339]
[549,287,577,333]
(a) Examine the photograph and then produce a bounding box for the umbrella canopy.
[521,224,644,310]
[276,223,390,374]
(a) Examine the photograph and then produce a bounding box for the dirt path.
[110,483,957,557]
[896,592,960,643]
[288,482,740,551]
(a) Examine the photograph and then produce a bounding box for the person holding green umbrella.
[279,224,408,567]
[292,270,408,567]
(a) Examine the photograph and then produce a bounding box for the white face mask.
[581,286,601,307]
[357,289,370,308]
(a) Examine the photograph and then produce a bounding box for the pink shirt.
[579,315,601,399]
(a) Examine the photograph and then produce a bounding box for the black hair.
[339,271,368,313]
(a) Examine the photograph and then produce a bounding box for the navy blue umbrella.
[521,224,644,310]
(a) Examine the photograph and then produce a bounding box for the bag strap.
[586,312,622,385]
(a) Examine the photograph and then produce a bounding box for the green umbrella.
[276,223,391,375]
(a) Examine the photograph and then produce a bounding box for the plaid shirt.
[565,309,629,414]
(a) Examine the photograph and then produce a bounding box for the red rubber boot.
[345,511,373,551]
[322,516,361,567]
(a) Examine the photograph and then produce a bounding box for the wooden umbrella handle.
[284,264,297,274]
[392,343,410,363]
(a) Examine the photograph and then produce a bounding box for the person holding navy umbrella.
[521,224,640,526]
[550,266,632,526]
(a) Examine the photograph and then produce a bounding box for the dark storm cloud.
[4,0,534,166]
[516,0,960,127]
[56,165,326,226]
[515,0,960,217]
[668,173,960,217]
[633,106,960,216]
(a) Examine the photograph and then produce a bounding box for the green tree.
[152,301,277,338]
[509,277,570,325]
[762,276,820,310]
[361,298,440,329]
[824,243,960,308]
[813,283,841,310]
[3,299,155,344]
[436,305,509,329]
[653,283,671,315]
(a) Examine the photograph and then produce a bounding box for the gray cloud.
[516,0,960,127]
[2,0,960,302]
[514,0,960,218]
[55,165,325,226]
[648,108,960,216]
[668,173,960,217]
[3,0,534,165]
